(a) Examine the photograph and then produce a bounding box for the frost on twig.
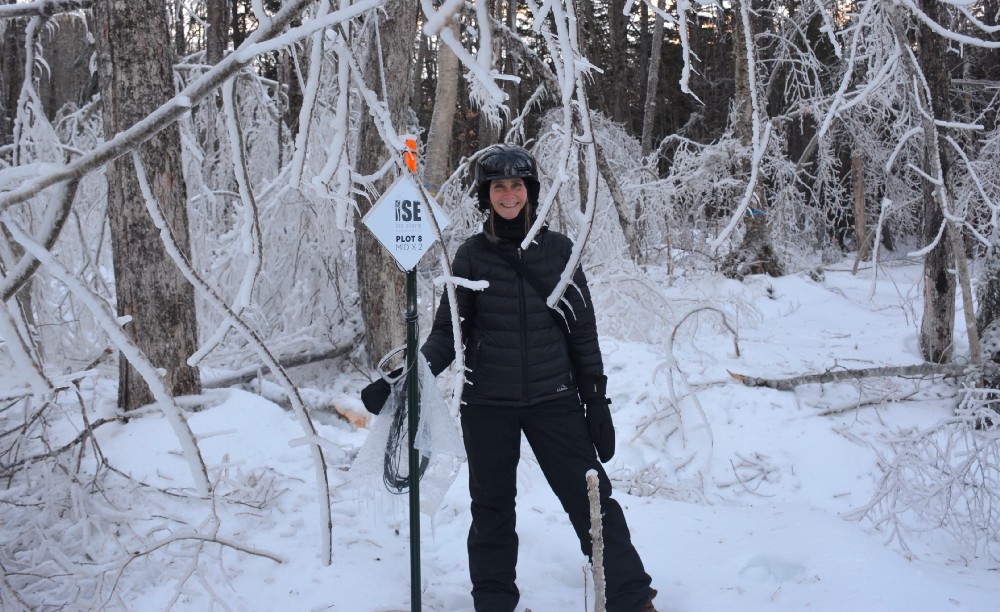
[0,408,290,608]
[0,0,91,20]
[846,383,1000,562]
[717,452,779,497]
[133,151,334,565]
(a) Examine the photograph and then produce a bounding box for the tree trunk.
[595,141,641,263]
[36,16,92,119]
[606,0,628,125]
[0,3,32,340]
[978,240,1000,332]
[354,0,418,367]
[637,1,649,112]
[977,241,1000,364]
[0,2,25,150]
[731,0,752,144]
[501,1,519,116]
[279,45,303,140]
[575,0,607,121]
[723,0,783,280]
[424,18,460,191]
[230,0,248,48]
[410,22,428,123]
[640,0,665,158]
[477,0,501,148]
[92,0,202,410]
[912,0,956,364]
[851,152,871,267]
[173,0,185,58]
[206,0,228,65]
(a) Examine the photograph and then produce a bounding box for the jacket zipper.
[517,247,529,403]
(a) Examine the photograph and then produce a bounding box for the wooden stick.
[587,470,606,612]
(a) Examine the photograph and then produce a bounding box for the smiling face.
[489,177,528,220]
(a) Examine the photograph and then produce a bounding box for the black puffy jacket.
[420,226,604,406]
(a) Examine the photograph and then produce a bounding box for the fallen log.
[202,341,358,389]
[729,362,999,392]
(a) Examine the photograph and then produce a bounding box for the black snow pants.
[460,395,652,612]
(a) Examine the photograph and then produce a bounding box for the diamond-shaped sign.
[362,174,450,271]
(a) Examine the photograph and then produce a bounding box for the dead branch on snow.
[730,362,999,391]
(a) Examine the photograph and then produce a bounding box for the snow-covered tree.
[92,0,203,408]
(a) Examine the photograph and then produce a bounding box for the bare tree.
[978,240,1000,363]
[424,14,461,191]
[606,0,629,125]
[720,0,784,280]
[206,0,228,65]
[905,0,957,364]
[476,0,502,148]
[0,1,25,150]
[92,0,202,409]
[354,0,419,367]
[640,0,665,158]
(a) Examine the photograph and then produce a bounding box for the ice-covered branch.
[734,362,991,391]
[312,37,355,231]
[673,0,702,100]
[3,220,212,496]
[11,14,53,167]
[0,0,370,214]
[130,151,335,564]
[708,0,773,251]
[0,178,77,302]
[521,0,596,309]
[846,393,1000,562]
[188,80,265,366]
[0,299,50,397]
[288,0,331,189]
[433,275,488,291]
[899,0,1000,48]
[0,0,90,20]
[106,530,285,600]
[423,1,509,113]
[420,0,463,36]
[342,44,409,172]
[817,0,877,141]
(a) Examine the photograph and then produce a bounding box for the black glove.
[361,367,402,415]
[579,374,615,463]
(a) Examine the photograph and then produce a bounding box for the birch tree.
[424,13,461,191]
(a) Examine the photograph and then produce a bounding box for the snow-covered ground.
[53,258,1000,610]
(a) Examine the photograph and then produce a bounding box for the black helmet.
[473,144,541,211]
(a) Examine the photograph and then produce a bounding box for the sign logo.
[395,200,422,222]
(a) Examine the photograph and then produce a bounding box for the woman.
[363,143,657,612]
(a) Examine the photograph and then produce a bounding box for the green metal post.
[406,267,421,612]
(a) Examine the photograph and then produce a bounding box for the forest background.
[1,0,999,608]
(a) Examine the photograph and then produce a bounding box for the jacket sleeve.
[563,262,604,380]
[420,242,474,376]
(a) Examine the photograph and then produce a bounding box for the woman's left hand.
[585,397,616,462]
